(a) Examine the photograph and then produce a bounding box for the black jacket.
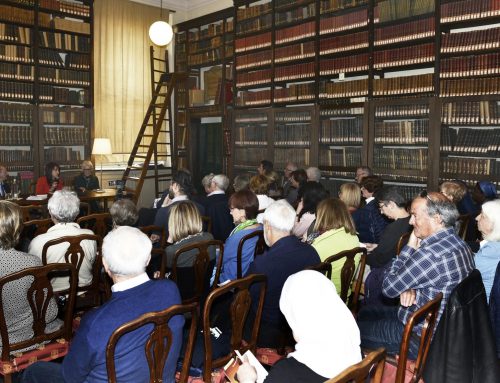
[423,269,500,383]
[489,261,500,358]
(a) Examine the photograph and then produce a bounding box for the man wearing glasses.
[282,161,297,198]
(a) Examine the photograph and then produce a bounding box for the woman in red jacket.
[35,162,63,195]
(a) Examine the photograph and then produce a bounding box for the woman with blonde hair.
[74,160,99,193]
[310,198,360,292]
[339,182,362,211]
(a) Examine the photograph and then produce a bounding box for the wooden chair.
[41,234,103,310]
[396,232,411,256]
[201,215,212,234]
[386,293,443,383]
[202,274,267,383]
[139,225,167,250]
[106,302,198,383]
[236,229,266,279]
[325,247,367,314]
[79,201,91,216]
[16,218,54,252]
[457,213,470,241]
[0,263,77,383]
[169,240,224,304]
[77,212,113,239]
[326,347,386,383]
[140,225,168,277]
[306,262,332,279]
[20,204,46,221]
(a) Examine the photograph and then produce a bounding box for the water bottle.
[11,178,19,198]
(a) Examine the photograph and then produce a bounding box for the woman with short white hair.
[475,199,500,301]
[74,160,99,193]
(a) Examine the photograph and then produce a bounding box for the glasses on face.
[378,202,387,209]
[83,168,92,171]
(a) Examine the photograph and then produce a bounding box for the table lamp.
[92,138,112,193]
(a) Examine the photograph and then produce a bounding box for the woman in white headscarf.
[237,270,362,382]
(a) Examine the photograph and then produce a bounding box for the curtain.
[93,0,167,163]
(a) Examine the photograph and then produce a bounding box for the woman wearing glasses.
[74,160,99,193]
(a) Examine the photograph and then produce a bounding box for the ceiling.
[130,0,220,13]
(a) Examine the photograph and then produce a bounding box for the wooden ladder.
[121,72,187,203]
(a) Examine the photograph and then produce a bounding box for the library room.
[0,0,499,382]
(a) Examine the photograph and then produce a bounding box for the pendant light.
[149,0,173,46]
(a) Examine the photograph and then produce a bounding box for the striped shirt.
[383,227,475,333]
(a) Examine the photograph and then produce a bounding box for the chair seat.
[177,368,225,383]
[0,339,69,375]
[381,355,418,383]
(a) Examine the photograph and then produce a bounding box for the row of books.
[373,43,434,69]
[44,126,87,145]
[42,107,89,124]
[320,0,368,15]
[320,54,369,75]
[236,68,271,87]
[276,42,315,63]
[319,146,362,167]
[0,104,32,122]
[236,14,272,36]
[276,62,315,81]
[0,125,32,145]
[234,126,267,146]
[373,148,428,171]
[233,147,268,166]
[189,37,223,54]
[441,101,500,125]
[274,124,311,146]
[51,17,90,35]
[0,5,34,25]
[0,63,34,81]
[441,0,500,23]
[187,49,223,66]
[319,31,368,54]
[441,127,499,155]
[373,173,427,183]
[440,53,500,78]
[0,23,31,44]
[375,104,429,117]
[320,117,363,144]
[319,8,368,34]
[39,67,90,87]
[276,20,315,45]
[274,83,316,103]
[235,50,271,70]
[320,106,364,116]
[234,114,267,123]
[44,146,82,162]
[235,32,271,53]
[276,3,316,26]
[39,31,91,52]
[441,27,500,53]
[6,0,34,5]
[319,79,368,98]
[275,147,311,168]
[189,22,230,42]
[374,120,429,144]
[0,80,32,100]
[39,0,91,18]
[375,0,434,23]
[440,78,500,96]
[440,157,497,176]
[39,86,87,104]
[374,17,434,46]
[0,149,33,162]
[276,111,312,122]
[373,74,434,96]
[236,3,272,22]
[0,44,33,63]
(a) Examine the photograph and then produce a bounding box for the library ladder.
[121,72,187,203]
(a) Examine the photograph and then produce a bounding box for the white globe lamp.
[149,20,173,46]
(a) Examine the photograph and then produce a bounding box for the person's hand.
[150,234,160,243]
[407,230,421,249]
[79,187,86,193]
[236,359,257,383]
[365,243,378,252]
[400,289,416,307]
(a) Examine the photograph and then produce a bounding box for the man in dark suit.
[202,174,234,241]
[0,164,10,197]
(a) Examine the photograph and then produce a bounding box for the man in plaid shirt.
[358,191,475,358]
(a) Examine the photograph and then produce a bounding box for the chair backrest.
[396,292,443,383]
[202,274,267,382]
[457,214,470,241]
[20,204,47,221]
[325,247,367,306]
[79,201,91,216]
[326,347,386,383]
[106,302,198,383]
[201,215,212,234]
[306,262,332,279]
[17,218,54,252]
[77,212,113,239]
[0,263,77,360]
[139,225,167,250]
[236,229,266,279]
[396,232,411,256]
[170,239,224,304]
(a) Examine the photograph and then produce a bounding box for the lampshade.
[92,138,112,155]
[149,20,173,46]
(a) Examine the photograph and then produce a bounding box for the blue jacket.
[475,241,500,301]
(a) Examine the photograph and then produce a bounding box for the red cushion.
[256,347,293,366]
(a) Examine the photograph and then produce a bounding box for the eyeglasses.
[83,168,93,171]
[420,190,437,206]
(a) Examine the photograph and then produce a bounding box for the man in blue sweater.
[22,226,184,383]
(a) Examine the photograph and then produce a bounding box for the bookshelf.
[0,0,93,191]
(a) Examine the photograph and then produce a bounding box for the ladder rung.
[125,176,141,181]
[127,166,143,170]
[134,155,148,158]
[138,145,151,148]
[143,134,154,138]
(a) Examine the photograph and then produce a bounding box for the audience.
[237,271,361,383]
[358,175,389,243]
[109,199,138,228]
[74,160,99,193]
[257,160,273,177]
[282,161,297,199]
[201,174,234,241]
[474,199,500,302]
[309,198,360,293]
[244,200,320,348]
[292,181,329,240]
[473,181,497,208]
[22,226,184,382]
[28,190,96,292]
[358,191,474,358]
[287,169,307,206]
[306,167,321,183]
[0,201,61,350]
[35,162,63,195]
[233,173,250,192]
[339,182,362,212]
[355,166,372,184]
[249,175,274,223]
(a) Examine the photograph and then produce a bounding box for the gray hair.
[202,173,214,189]
[263,199,296,233]
[212,174,229,191]
[424,192,459,228]
[233,174,250,192]
[306,167,321,182]
[48,190,80,223]
[109,199,138,227]
[480,200,500,241]
[102,226,152,276]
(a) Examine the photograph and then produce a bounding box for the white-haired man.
[306,166,321,183]
[245,199,320,348]
[28,189,96,291]
[202,173,234,241]
[22,226,184,383]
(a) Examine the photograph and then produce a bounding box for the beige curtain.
[94,0,167,163]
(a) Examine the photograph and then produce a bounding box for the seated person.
[475,199,500,302]
[306,166,321,183]
[0,164,10,197]
[237,271,361,383]
[249,175,274,223]
[22,226,184,382]
[35,162,63,195]
[73,160,100,193]
[358,175,390,243]
[110,199,138,228]
[0,201,61,350]
[286,169,307,207]
[201,174,234,241]
[310,198,360,293]
[233,173,250,193]
[292,181,329,240]
[473,181,497,205]
[281,161,297,200]
[28,190,97,292]
[245,200,320,348]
